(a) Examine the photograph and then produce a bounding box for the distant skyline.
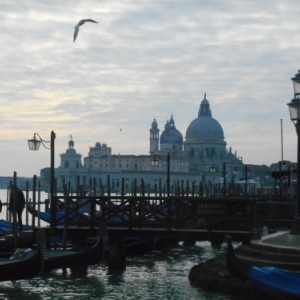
[0,0,299,177]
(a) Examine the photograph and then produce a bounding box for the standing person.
[9,185,25,231]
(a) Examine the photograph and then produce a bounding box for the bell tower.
[149,118,159,154]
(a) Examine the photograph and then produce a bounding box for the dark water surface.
[0,190,240,299]
[0,241,240,300]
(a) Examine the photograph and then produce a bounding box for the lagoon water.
[0,189,239,300]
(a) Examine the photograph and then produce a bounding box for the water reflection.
[0,242,236,300]
[107,269,125,286]
[0,183,236,300]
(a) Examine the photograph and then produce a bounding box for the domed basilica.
[53,94,244,191]
[150,93,243,180]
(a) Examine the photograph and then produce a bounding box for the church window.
[65,161,69,168]
[76,161,79,168]
[135,164,138,170]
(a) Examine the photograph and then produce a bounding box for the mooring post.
[38,180,41,227]
[32,175,36,229]
[12,171,17,249]
[25,181,29,226]
[108,235,126,271]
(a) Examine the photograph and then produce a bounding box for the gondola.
[226,235,251,281]
[27,204,88,225]
[226,235,300,299]
[0,229,44,282]
[123,235,172,257]
[124,236,154,256]
[0,219,31,234]
[43,236,102,271]
[0,231,35,252]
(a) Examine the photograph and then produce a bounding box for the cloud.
[0,0,299,176]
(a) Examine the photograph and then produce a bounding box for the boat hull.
[0,246,43,281]
[43,237,102,271]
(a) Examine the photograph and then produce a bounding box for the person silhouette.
[9,185,25,231]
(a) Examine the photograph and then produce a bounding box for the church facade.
[49,94,243,192]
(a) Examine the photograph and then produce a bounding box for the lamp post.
[28,130,56,236]
[151,153,170,196]
[287,70,300,234]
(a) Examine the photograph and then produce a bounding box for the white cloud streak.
[0,0,299,176]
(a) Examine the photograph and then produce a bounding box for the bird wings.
[73,19,98,43]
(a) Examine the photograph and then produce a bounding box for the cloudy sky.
[0,0,299,177]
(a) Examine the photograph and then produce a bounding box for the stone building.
[50,94,244,192]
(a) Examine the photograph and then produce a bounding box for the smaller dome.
[95,142,101,148]
[68,140,74,148]
[160,115,183,144]
[151,118,158,129]
[160,129,183,144]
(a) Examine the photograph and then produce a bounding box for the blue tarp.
[249,266,300,298]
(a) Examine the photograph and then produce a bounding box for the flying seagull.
[73,19,98,42]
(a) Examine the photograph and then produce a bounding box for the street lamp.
[28,131,56,236]
[287,70,300,234]
[151,153,170,196]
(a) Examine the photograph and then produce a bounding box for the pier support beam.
[107,237,126,271]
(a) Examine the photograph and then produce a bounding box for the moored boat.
[226,235,300,299]
[0,229,44,282]
[226,235,251,281]
[43,236,102,271]
[27,204,88,225]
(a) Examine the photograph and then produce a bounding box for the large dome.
[186,94,224,140]
[186,116,224,139]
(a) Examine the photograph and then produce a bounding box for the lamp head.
[150,155,159,167]
[287,97,300,123]
[292,70,300,96]
[28,134,41,151]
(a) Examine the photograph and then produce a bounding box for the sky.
[0,0,300,177]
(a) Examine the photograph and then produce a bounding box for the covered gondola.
[226,235,300,299]
[27,204,89,225]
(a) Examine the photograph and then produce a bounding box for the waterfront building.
[49,94,246,192]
